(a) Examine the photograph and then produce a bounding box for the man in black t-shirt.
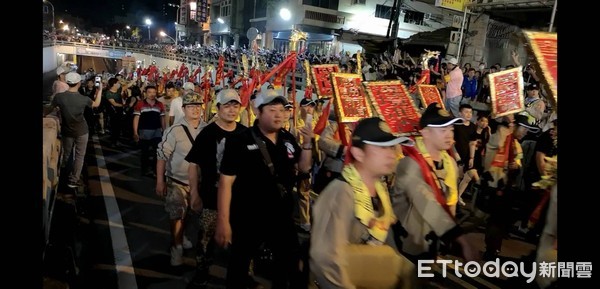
[214,89,314,289]
[185,89,246,287]
[452,104,476,170]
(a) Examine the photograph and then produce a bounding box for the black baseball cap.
[419,103,463,128]
[351,117,414,147]
[514,114,541,133]
[300,98,316,107]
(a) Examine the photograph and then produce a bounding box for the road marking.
[92,135,138,289]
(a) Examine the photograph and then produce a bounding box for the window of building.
[351,0,366,4]
[375,4,392,20]
[302,0,339,10]
[220,0,231,17]
[403,9,425,26]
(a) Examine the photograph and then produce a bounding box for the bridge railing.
[43,112,62,259]
[51,41,310,91]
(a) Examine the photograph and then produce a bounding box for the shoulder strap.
[250,129,275,176]
[180,125,195,144]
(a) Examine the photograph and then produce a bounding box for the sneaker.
[183,236,193,249]
[170,245,183,266]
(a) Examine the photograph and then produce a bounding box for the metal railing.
[49,40,310,90]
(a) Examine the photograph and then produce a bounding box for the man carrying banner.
[393,103,479,262]
[311,117,416,289]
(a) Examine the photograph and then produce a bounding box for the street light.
[217,17,224,24]
[43,0,55,32]
[280,8,291,21]
[159,31,177,45]
[126,25,130,30]
[145,18,152,40]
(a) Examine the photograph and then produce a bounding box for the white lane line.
[92,135,138,289]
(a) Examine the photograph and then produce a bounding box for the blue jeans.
[445,96,462,117]
[62,133,89,184]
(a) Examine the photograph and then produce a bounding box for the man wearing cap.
[311,117,416,289]
[50,66,70,102]
[294,97,320,231]
[156,92,205,266]
[393,103,479,262]
[214,89,314,288]
[523,83,546,125]
[185,88,246,287]
[169,82,195,126]
[480,114,539,260]
[444,57,464,118]
[46,72,103,188]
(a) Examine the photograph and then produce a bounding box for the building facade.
[230,0,455,54]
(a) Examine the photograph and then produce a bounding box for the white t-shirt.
[169,96,184,124]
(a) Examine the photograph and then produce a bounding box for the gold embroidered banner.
[364,81,420,134]
[418,85,444,109]
[523,31,557,106]
[488,67,525,117]
[331,73,372,123]
[311,64,340,98]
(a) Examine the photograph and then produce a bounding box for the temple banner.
[488,67,525,117]
[364,81,420,134]
[418,85,444,109]
[331,73,373,123]
[523,31,557,106]
[311,64,340,98]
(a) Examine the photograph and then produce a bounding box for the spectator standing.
[46,72,102,187]
[133,86,166,176]
[156,92,205,266]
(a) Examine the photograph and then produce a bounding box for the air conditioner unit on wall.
[450,31,461,44]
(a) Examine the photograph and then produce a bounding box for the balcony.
[304,10,345,25]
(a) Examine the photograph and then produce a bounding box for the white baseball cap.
[254,89,288,108]
[217,89,241,105]
[65,72,82,84]
[183,82,195,91]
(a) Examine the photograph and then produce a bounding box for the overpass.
[43,40,311,100]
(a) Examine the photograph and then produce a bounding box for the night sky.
[51,0,177,33]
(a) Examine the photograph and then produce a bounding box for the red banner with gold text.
[488,67,525,117]
[418,85,444,109]
[331,73,372,123]
[311,64,340,98]
[364,81,420,134]
[523,31,557,106]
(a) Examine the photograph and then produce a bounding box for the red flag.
[215,56,225,85]
[189,66,202,83]
[178,63,189,79]
[314,99,331,136]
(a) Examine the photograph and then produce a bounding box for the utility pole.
[385,0,399,38]
[392,0,402,49]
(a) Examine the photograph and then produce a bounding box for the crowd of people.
[44,44,557,288]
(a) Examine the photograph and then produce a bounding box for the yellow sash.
[342,164,396,242]
[415,137,458,207]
